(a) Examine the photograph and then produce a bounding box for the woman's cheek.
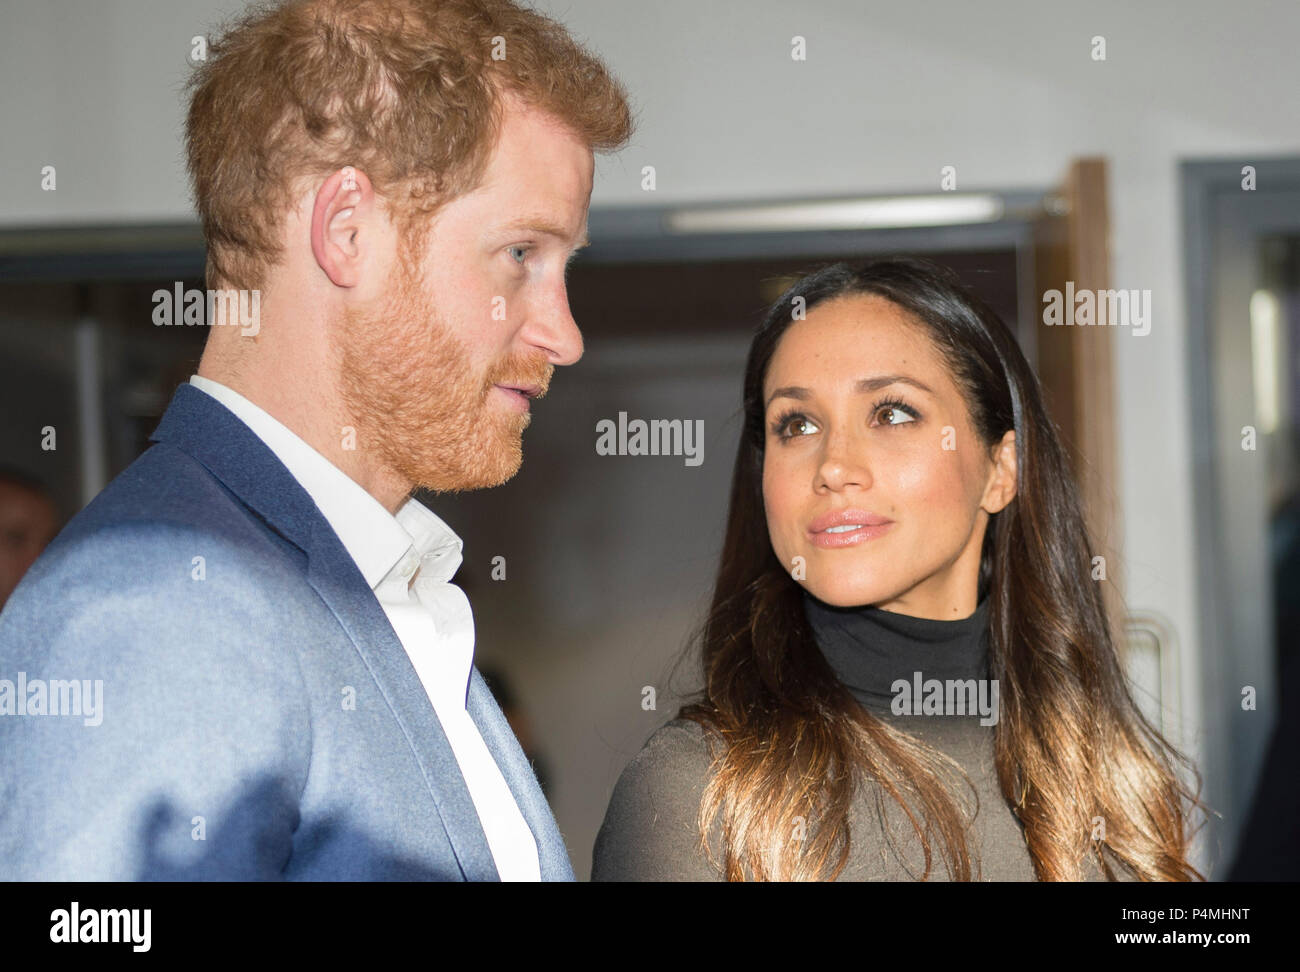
[896,448,970,547]
[762,462,799,566]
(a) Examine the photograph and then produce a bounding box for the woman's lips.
[807,508,894,548]
[808,522,894,547]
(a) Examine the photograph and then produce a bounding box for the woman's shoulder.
[610,717,721,786]
[639,716,718,757]
[591,717,726,881]
[604,717,721,809]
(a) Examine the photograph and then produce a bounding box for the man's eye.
[508,245,529,265]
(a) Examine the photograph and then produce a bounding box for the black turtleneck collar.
[801,589,991,714]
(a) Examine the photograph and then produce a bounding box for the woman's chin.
[799,577,894,610]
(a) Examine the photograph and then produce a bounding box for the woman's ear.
[980,429,1018,515]
[310,165,373,288]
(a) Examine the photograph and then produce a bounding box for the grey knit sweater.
[593,593,1127,881]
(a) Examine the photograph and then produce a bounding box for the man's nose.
[521,287,583,366]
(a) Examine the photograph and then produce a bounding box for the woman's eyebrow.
[855,374,934,394]
[765,374,934,409]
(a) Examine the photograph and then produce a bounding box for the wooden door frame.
[1032,159,1123,628]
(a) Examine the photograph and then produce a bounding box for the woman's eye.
[777,415,819,438]
[508,245,528,265]
[877,405,916,426]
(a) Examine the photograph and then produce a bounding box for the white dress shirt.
[188,375,540,881]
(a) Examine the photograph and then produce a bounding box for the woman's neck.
[801,588,992,714]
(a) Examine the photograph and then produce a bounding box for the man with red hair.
[0,0,632,881]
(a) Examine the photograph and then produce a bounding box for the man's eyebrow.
[765,374,934,409]
[500,216,589,248]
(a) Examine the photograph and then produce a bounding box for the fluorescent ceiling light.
[665,194,1005,234]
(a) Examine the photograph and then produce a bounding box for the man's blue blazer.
[0,383,575,880]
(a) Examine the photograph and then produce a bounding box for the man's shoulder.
[44,441,296,575]
[63,439,263,542]
[3,441,308,636]
[0,442,323,732]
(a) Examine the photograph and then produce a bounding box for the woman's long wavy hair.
[678,257,1206,881]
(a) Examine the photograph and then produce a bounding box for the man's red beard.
[337,252,552,494]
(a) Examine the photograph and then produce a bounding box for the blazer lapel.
[467,668,576,880]
[304,526,498,881]
[150,383,499,882]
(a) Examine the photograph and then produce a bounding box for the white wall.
[4,0,1298,877]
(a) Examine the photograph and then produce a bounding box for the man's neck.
[194,358,412,515]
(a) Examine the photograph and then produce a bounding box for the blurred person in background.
[0,466,60,611]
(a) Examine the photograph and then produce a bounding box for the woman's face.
[761,294,1016,619]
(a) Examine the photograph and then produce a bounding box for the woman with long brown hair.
[593,257,1205,881]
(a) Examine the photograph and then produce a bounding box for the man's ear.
[980,429,1018,515]
[310,165,373,288]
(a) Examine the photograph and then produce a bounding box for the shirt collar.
[187,375,463,589]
